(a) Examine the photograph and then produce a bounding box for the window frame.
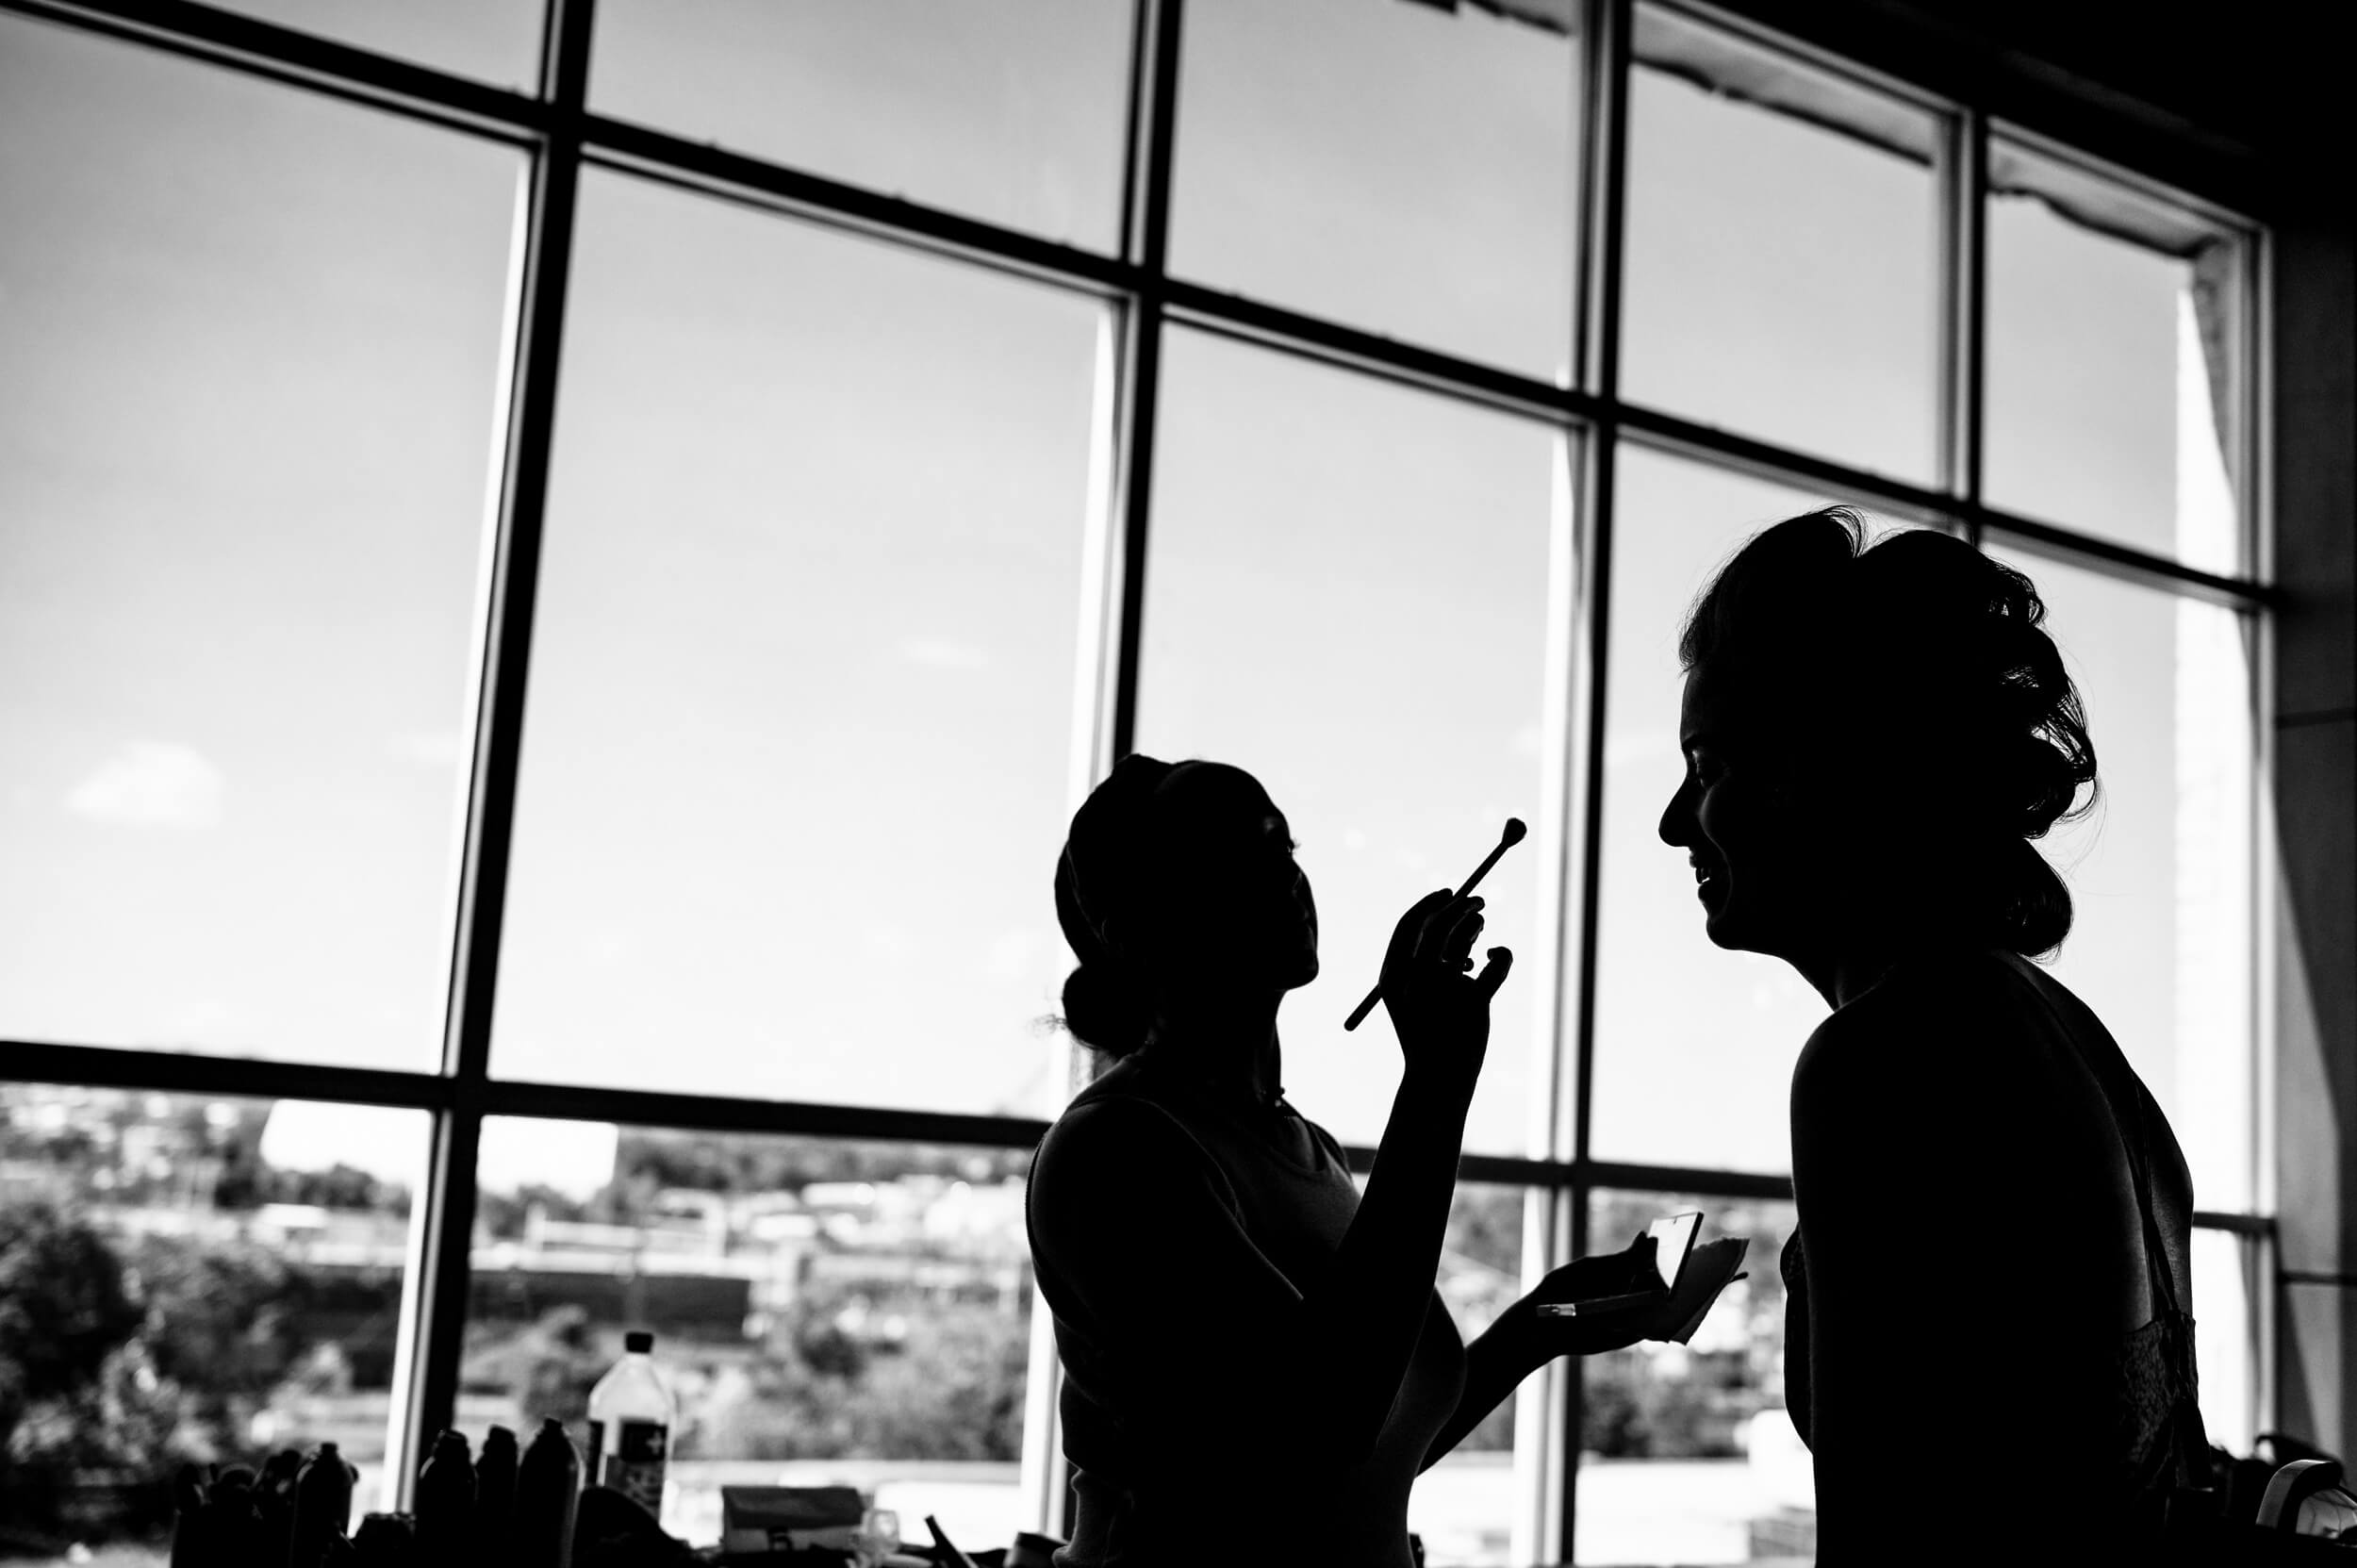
[0,0,2280,1559]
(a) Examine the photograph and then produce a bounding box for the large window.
[491,169,1103,1117]
[0,1,2271,1565]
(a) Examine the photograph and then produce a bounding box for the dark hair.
[1678,508,2099,957]
[1052,753,1184,1058]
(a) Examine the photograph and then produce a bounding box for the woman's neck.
[1804,922,1996,1012]
[1141,991,1286,1107]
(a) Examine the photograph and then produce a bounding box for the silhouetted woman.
[1658,510,2209,1562]
[1028,757,1739,1567]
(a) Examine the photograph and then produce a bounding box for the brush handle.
[1343,819,1525,1032]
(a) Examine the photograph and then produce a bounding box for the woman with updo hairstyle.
[1657,508,2210,1561]
[1028,756,1744,1567]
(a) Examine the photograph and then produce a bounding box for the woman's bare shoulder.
[1791,951,2042,1129]
[1041,1092,1189,1164]
[1033,1093,1228,1210]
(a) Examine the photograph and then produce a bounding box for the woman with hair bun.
[1028,757,1743,1567]
[1658,509,2209,1561]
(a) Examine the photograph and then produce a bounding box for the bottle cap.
[624,1330,654,1354]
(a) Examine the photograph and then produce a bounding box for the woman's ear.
[1099,916,1134,971]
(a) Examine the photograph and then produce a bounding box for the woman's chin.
[1702,902,1786,961]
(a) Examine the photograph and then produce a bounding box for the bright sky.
[0,3,2251,1206]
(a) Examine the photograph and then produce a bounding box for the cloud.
[65,741,224,828]
[898,637,992,671]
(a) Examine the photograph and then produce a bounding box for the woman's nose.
[1657,780,1692,848]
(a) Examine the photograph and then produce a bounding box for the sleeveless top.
[1027,1053,1467,1568]
[1780,951,2208,1532]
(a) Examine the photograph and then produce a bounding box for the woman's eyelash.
[1288,837,1302,851]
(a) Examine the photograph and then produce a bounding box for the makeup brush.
[1344,817,1526,1032]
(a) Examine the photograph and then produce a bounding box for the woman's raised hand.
[1379,889,1512,1096]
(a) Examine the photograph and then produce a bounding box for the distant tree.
[0,1205,142,1445]
[846,1304,1028,1461]
[125,1232,300,1447]
[478,1182,592,1239]
[608,1131,1028,1202]
[1446,1187,1524,1278]
[277,1163,388,1212]
[516,1307,605,1429]
[0,1205,160,1536]
[793,1319,867,1382]
[5,1341,182,1537]
[210,1135,267,1212]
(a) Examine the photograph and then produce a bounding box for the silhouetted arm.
[1419,1235,1751,1472]
[1417,1312,1539,1472]
[1790,989,2057,1565]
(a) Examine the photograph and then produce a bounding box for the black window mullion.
[1937,106,1987,523]
[1563,0,1635,1553]
[1956,108,1990,544]
[1105,0,1183,768]
[5,0,545,143]
[397,0,597,1496]
[1043,0,1185,1540]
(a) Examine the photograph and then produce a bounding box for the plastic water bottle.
[585,1329,673,1518]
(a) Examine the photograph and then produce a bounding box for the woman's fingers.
[1475,946,1513,999]
[1386,889,1458,968]
[1420,896,1485,963]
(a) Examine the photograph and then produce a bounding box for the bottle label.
[586,1418,669,1513]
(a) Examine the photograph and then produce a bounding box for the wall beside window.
[2264,215,2357,1465]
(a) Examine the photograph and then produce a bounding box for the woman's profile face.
[1137,763,1319,994]
[1656,667,1840,963]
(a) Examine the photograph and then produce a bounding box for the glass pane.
[1986,553,2258,1213]
[1170,0,1579,378]
[1415,1182,1539,1566]
[590,0,1132,251]
[1589,446,1851,1174]
[1986,140,2250,576]
[1136,328,1564,1157]
[0,1084,427,1555]
[0,17,519,1070]
[1622,6,1942,483]
[467,1118,1033,1548]
[208,0,543,89]
[2191,1228,2256,1456]
[1576,1191,1810,1566]
[493,171,1100,1114]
